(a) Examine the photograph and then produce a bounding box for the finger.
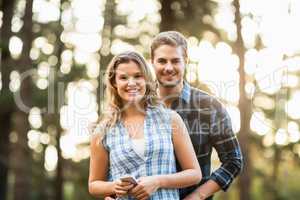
[138,193,150,200]
[115,179,123,186]
[140,196,149,200]
[115,185,129,192]
[132,188,145,197]
[104,197,115,200]
[130,184,143,194]
[136,192,148,200]
[122,184,135,191]
[119,181,134,187]
[127,184,135,191]
[115,189,127,196]
[116,180,133,188]
[135,189,147,197]
[116,184,134,191]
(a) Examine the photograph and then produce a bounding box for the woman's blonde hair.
[97,51,160,134]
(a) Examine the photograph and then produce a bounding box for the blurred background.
[1,0,300,199]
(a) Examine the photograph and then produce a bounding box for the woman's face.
[114,60,146,105]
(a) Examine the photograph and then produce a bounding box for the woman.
[88,51,201,200]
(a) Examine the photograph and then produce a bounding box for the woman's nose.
[128,77,136,86]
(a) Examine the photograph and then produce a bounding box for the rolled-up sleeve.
[209,100,243,191]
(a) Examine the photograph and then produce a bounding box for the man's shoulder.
[189,86,211,99]
[189,86,224,110]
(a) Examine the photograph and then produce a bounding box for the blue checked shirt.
[171,82,243,199]
[102,106,180,200]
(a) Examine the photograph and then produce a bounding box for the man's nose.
[165,61,173,71]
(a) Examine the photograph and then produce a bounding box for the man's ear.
[184,55,189,64]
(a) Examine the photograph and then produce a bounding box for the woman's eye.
[135,74,142,79]
[119,76,127,80]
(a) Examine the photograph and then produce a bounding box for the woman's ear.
[110,73,117,88]
[111,80,117,89]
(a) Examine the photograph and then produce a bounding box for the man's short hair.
[151,31,188,62]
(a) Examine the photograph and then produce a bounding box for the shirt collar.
[179,81,191,103]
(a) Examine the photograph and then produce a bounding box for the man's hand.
[184,179,219,200]
[183,190,206,200]
[130,176,160,200]
[104,197,115,200]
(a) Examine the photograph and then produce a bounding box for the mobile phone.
[120,176,138,185]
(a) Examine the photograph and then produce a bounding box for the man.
[149,31,243,200]
[102,31,243,200]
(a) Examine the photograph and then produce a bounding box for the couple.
[88,31,243,200]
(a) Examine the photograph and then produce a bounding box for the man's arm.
[185,99,243,200]
[184,180,220,200]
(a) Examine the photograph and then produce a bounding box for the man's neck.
[158,81,184,108]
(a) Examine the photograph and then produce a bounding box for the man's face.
[152,45,186,88]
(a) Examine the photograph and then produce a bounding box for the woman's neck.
[122,103,146,119]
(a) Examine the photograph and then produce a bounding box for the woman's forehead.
[115,61,142,74]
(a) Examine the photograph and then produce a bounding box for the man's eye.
[158,59,166,64]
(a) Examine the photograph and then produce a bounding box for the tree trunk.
[11,0,34,200]
[270,88,287,200]
[42,1,69,199]
[0,0,16,199]
[270,146,281,200]
[55,119,63,200]
[98,0,116,114]
[159,0,176,31]
[0,112,12,200]
[54,6,65,200]
[233,0,252,200]
[11,112,31,200]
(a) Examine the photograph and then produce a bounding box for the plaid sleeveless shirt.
[102,106,179,200]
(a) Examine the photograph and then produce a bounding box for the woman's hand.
[129,176,160,200]
[114,180,135,198]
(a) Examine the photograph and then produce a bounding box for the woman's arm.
[88,134,114,197]
[156,111,202,188]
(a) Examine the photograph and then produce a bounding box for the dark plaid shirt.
[170,82,243,199]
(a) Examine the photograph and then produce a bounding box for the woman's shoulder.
[92,121,121,150]
[93,120,120,139]
[147,104,178,122]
